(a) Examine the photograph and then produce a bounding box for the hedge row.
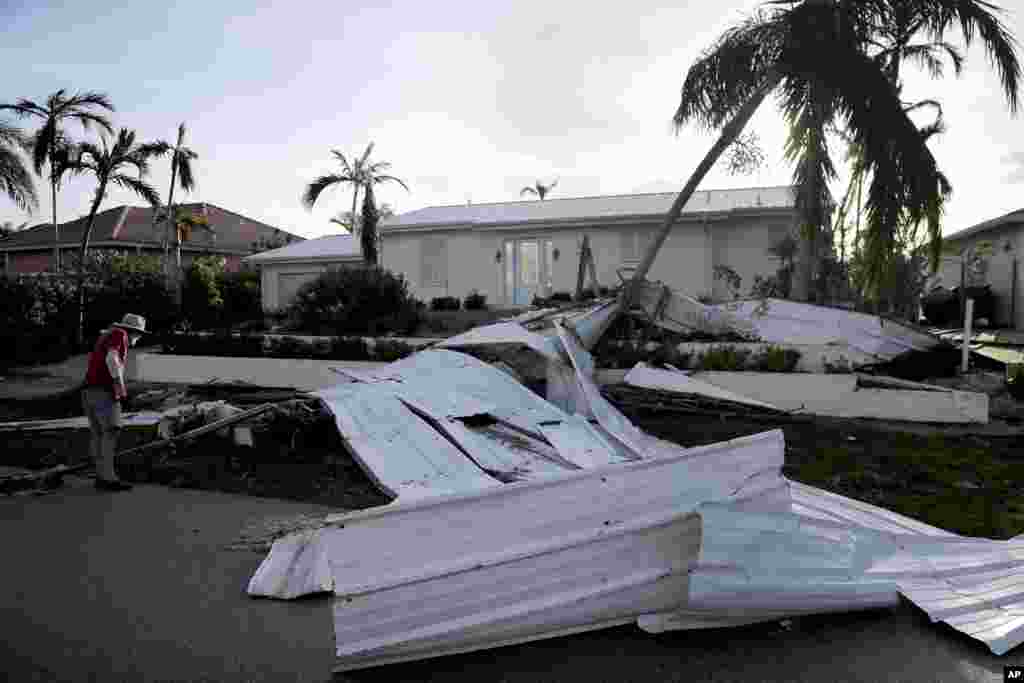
[160,333,422,362]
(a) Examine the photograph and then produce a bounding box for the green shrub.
[182,255,226,331]
[160,332,264,357]
[550,291,572,302]
[265,336,312,359]
[463,290,487,310]
[327,336,371,361]
[430,296,461,311]
[694,345,752,371]
[374,339,416,362]
[0,276,76,367]
[649,344,689,368]
[750,345,801,372]
[289,266,421,336]
[220,268,262,331]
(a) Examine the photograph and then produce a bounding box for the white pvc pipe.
[961,298,974,374]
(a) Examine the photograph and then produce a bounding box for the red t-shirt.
[85,327,129,389]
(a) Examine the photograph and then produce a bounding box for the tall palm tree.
[520,179,558,199]
[69,128,168,345]
[622,0,1020,311]
[329,204,395,234]
[153,123,199,276]
[302,142,408,263]
[0,90,115,270]
[0,122,38,212]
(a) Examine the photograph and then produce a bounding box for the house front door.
[504,238,552,306]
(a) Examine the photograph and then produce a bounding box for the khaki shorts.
[82,386,122,432]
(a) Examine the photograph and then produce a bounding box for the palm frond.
[372,174,410,192]
[136,141,171,160]
[359,142,375,167]
[302,173,346,209]
[520,186,538,197]
[901,42,949,78]
[176,154,196,193]
[831,47,949,286]
[674,7,788,131]
[917,0,1021,113]
[330,150,353,175]
[30,122,55,175]
[71,111,114,136]
[110,174,161,207]
[0,145,38,211]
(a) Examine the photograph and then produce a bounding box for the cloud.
[1001,150,1024,183]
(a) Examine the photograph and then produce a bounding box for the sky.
[2,0,1023,241]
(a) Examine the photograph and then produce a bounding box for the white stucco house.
[930,207,1024,329]
[243,234,362,311]
[245,185,801,311]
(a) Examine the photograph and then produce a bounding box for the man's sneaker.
[95,478,133,492]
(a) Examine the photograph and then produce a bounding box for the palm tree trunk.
[795,223,816,303]
[350,186,360,242]
[51,175,59,272]
[75,180,108,348]
[622,72,782,311]
[165,161,180,306]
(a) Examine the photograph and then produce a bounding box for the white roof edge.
[242,253,363,263]
[943,209,1024,242]
[382,206,796,233]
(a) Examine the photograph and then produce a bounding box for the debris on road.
[243,292,1023,665]
[618,368,990,424]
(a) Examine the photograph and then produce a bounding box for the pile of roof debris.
[244,284,1023,671]
[0,385,319,495]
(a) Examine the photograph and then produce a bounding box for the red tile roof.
[0,203,304,253]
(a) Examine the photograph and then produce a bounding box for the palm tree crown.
[624,0,1020,309]
[72,128,168,260]
[68,128,168,345]
[154,122,200,272]
[0,89,115,270]
[520,179,558,200]
[302,142,409,245]
[0,121,37,212]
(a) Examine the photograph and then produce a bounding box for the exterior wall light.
[496,249,503,263]
[553,247,560,261]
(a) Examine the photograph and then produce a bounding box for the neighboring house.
[242,234,362,310]
[381,185,799,306]
[931,208,1024,329]
[0,202,304,275]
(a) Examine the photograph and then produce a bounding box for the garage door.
[278,272,321,307]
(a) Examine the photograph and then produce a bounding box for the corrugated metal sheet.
[553,320,680,459]
[248,428,784,599]
[715,298,941,361]
[249,321,1021,661]
[316,382,501,500]
[624,363,780,410]
[647,485,1024,656]
[685,371,988,424]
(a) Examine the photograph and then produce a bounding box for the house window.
[620,228,655,262]
[421,236,446,286]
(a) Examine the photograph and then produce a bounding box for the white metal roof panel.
[249,429,784,602]
[315,382,501,500]
[382,186,795,229]
[714,298,941,361]
[242,233,360,262]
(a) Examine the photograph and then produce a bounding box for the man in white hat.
[82,314,147,492]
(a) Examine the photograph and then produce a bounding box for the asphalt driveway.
[0,479,1020,683]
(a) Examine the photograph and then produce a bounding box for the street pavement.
[0,479,1021,682]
